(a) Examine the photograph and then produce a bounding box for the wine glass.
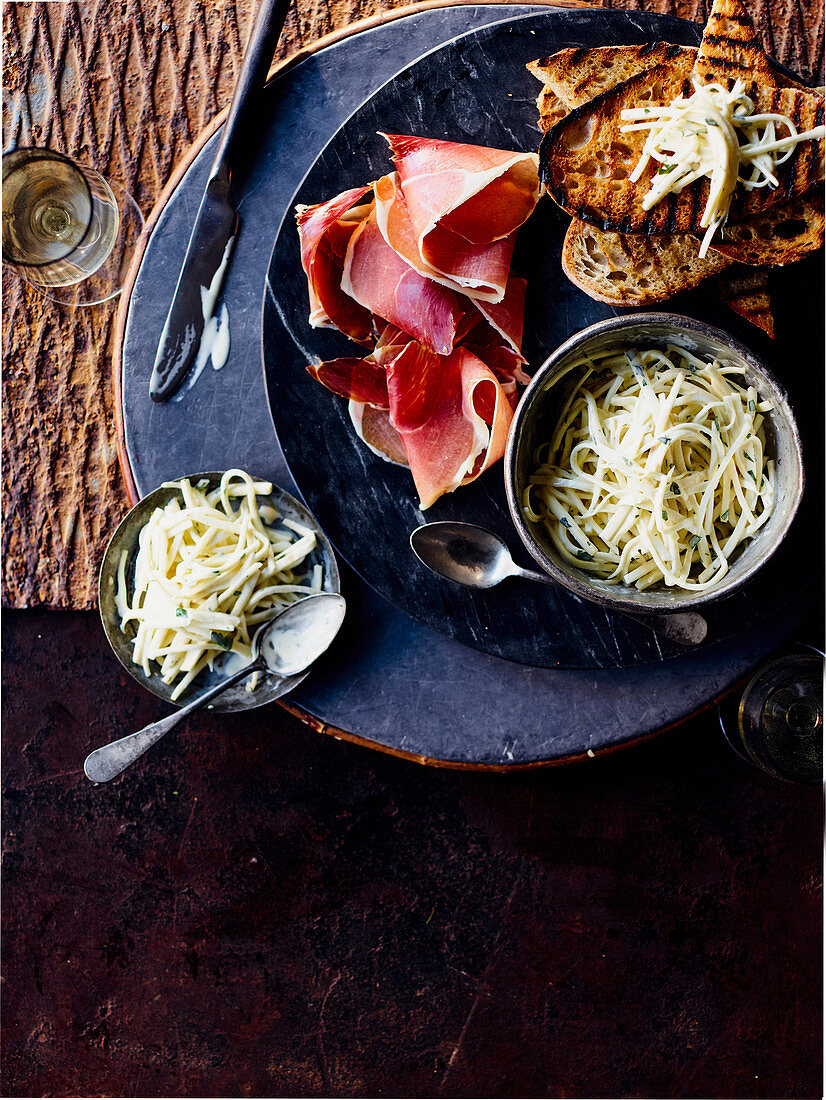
[718,644,823,785]
[2,146,144,306]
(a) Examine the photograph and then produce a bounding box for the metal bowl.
[99,472,340,711]
[505,314,804,613]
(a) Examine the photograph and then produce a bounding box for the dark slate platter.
[263,9,822,669]
[120,4,820,764]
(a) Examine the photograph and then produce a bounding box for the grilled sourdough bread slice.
[563,218,730,305]
[563,218,776,335]
[692,0,778,91]
[530,46,824,267]
[539,67,824,234]
[712,266,775,338]
[561,219,732,304]
[527,43,696,118]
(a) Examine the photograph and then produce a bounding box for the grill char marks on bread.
[692,0,778,92]
[527,43,696,112]
[709,192,825,265]
[712,266,775,338]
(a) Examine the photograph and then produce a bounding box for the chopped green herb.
[748,469,757,481]
[748,399,756,412]
[559,516,572,530]
[657,163,676,174]
[720,509,729,523]
[574,549,594,562]
[662,510,669,521]
[623,457,632,467]
[196,479,209,489]
[659,436,671,445]
[705,118,719,126]
[210,631,234,650]
[688,534,701,549]
[175,607,188,619]
[670,482,681,496]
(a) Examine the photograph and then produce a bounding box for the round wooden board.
[116,2,821,766]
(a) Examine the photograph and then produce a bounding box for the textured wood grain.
[2,0,823,608]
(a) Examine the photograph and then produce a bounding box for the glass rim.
[2,145,97,269]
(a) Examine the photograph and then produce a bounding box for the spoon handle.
[513,565,557,586]
[621,609,708,647]
[514,565,707,645]
[83,663,259,783]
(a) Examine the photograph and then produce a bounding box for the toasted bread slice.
[704,190,825,265]
[539,66,825,233]
[711,266,775,337]
[561,218,731,305]
[528,43,811,124]
[693,0,778,91]
[528,43,696,112]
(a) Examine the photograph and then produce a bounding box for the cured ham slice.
[382,134,540,296]
[349,402,409,466]
[471,274,527,355]
[387,343,514,509]
[463,325,531,389]
[307,356,389,408]
[342,210,465,355]
[373,171,515,303]
[296,186,373,344]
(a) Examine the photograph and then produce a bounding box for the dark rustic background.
[2,609,823,1098]
[2,2,823,1097]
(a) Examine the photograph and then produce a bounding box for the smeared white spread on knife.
[115,470,322,699]
[523,346,776,592]
[171,235,234,401]
[620,79,826,256]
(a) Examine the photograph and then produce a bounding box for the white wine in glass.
[2,147,143,305]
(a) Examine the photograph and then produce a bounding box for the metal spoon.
[410,521,708,647]
[84,593,347,783]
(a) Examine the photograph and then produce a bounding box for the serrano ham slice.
[373,171,516,303]
[348,402,409,466]
[382,134,540,298]
[342,210,466,355]
[296,186,373,344]
[307,356,389,408]
[387,343,514,509]
[470,274,527,355]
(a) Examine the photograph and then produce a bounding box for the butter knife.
[150,0,292,401]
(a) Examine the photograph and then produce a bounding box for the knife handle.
[210,0,293,191]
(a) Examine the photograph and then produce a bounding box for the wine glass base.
[35,179,144,307]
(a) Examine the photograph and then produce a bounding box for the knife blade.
[150,0,292,401]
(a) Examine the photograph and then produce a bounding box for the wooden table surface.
[2,0,823,609]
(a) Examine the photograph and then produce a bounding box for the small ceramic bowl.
[505,314,804,613]
[99,472,340,711]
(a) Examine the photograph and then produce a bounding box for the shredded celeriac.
[523,346,775,592]
[620,78,826,256]
[116,469,322,700]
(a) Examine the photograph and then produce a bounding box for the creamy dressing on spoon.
[260,597,346,677]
